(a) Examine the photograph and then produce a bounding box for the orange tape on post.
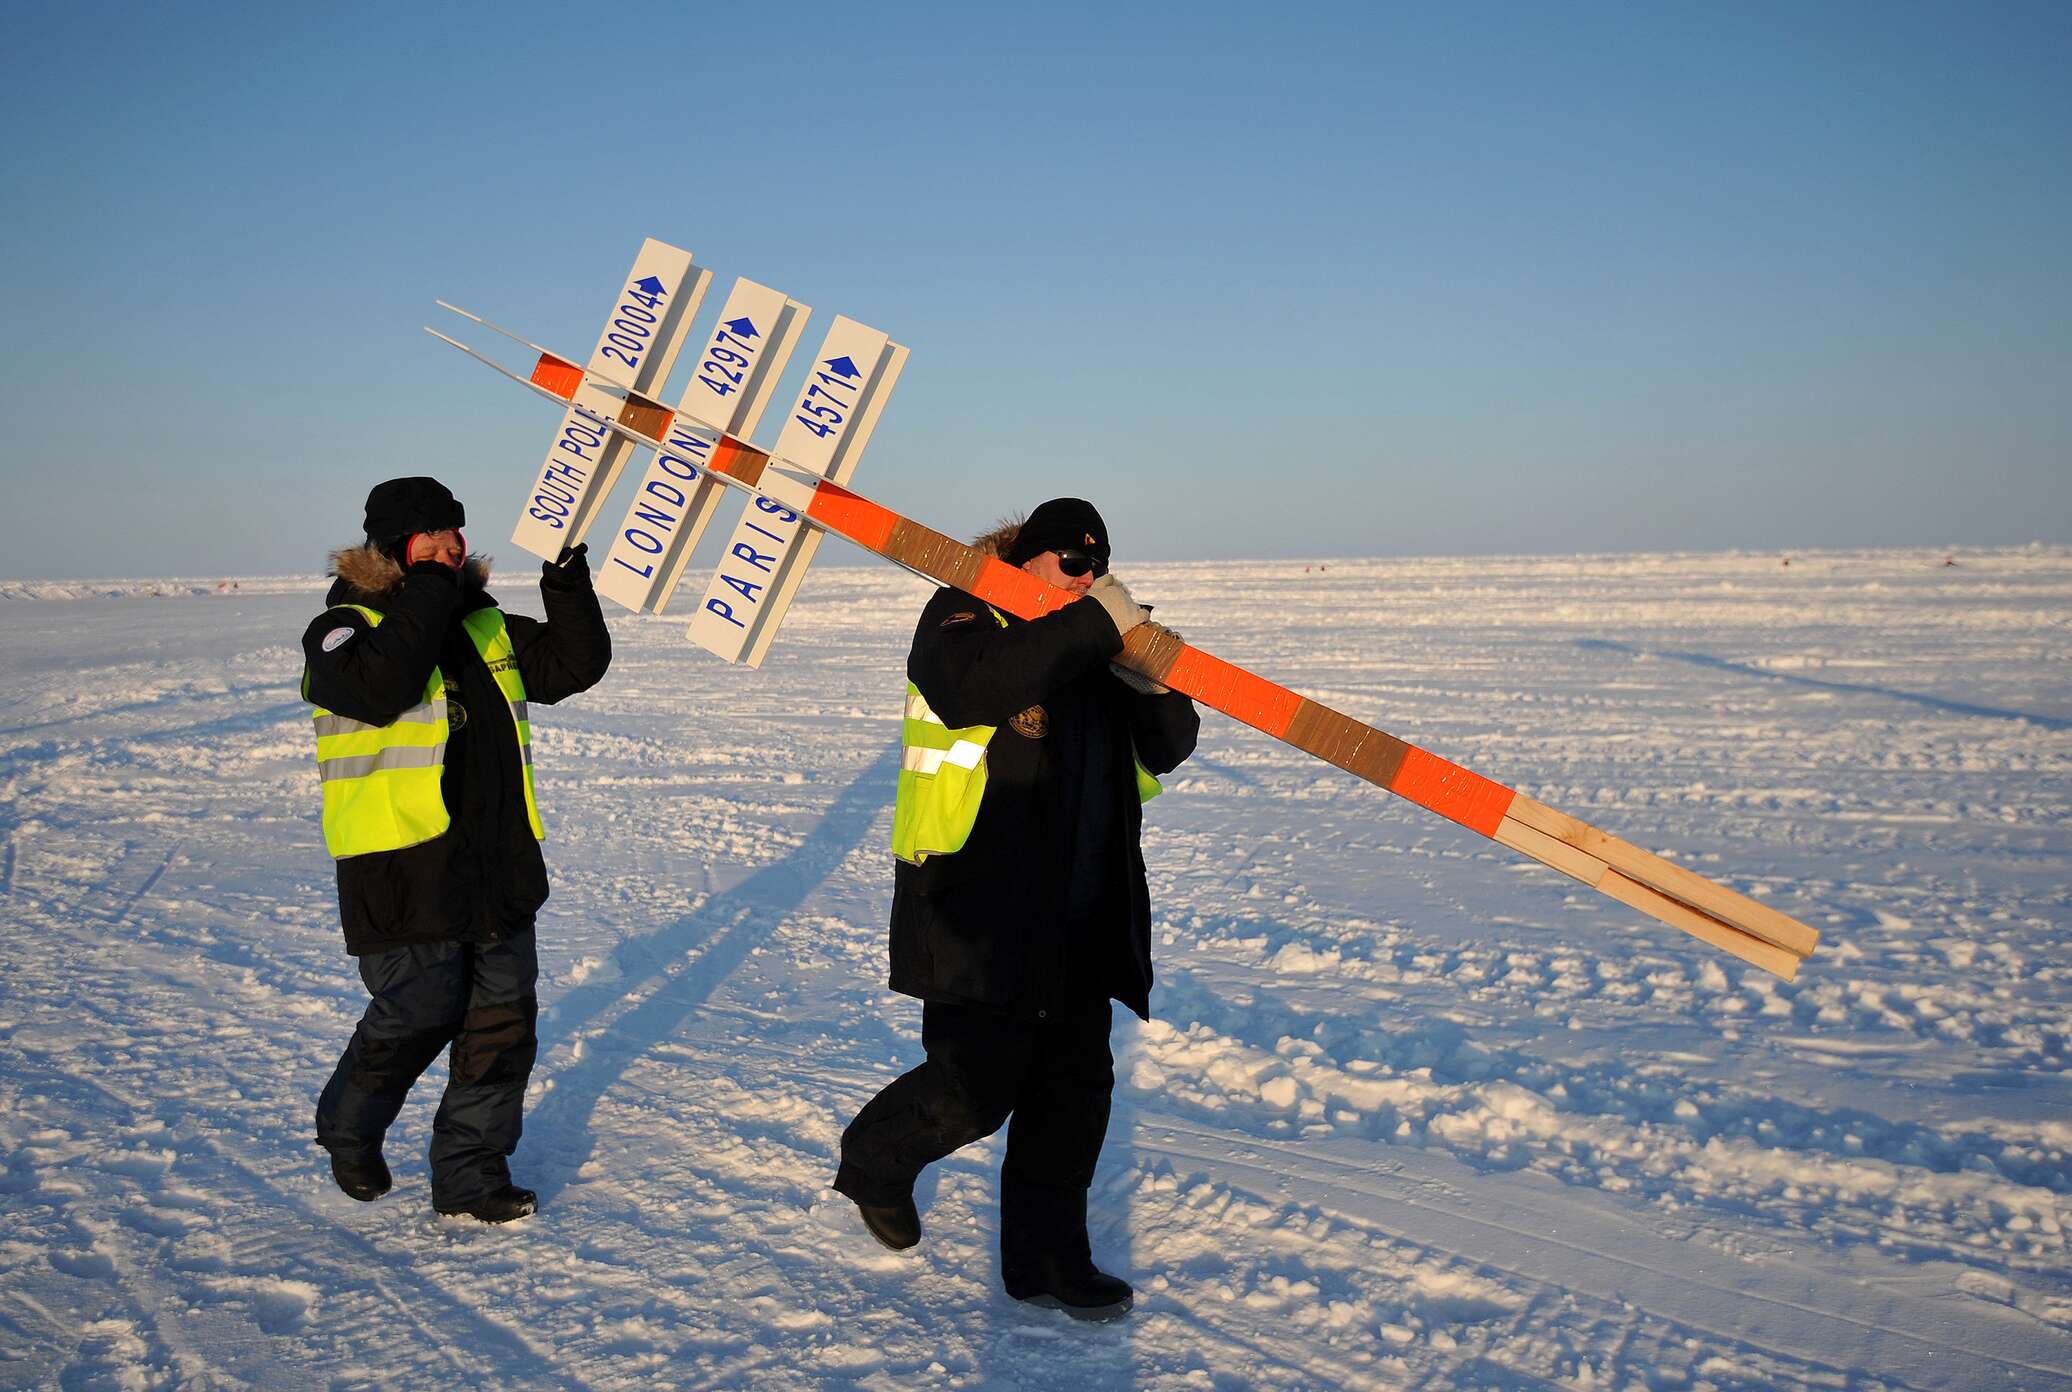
[1389,746,1516,837]
[970,560,1073,618]
[1165,646,1303,739]
[530,355,584,400]
[805,481,898,552]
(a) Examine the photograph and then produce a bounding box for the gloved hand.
[1087,573,1148,637]
[541,542,592,591]
[1110,662,1167,695]
[1110,621,1184,694]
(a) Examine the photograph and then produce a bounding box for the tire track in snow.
[0,679,295,739]
[0,699,308,783]
[1152,953,2072,1202]
[3,1014,594,1390]
[2,1128,194,1392]
[1576,638,2072,731]
[1123,1284,1416,1389]
[1136,1113,2072,1390]
[106,838,182,926]
[0,674,313,926]
[1,889,593,1388]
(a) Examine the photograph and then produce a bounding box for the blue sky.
[2,0,2066,578]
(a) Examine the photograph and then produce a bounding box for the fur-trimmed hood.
[327,542,491,600]
[972,516,1025,560]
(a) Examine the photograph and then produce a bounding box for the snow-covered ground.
[2,544,2068,1391]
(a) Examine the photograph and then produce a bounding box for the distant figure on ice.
[834,497,1199,1320]
[300,477,611,1223]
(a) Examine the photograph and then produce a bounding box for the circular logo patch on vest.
[321,626,355,653]
[1010,704,1048,739]
[441,679,470,733]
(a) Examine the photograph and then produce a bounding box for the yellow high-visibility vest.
[306,604,542,859]
[892,607,1159,865]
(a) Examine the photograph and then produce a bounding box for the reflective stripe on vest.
[891,606,1160,866]
[306,602,542,860]
[892,680,996,864]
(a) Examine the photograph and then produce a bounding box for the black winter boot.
[1000,1178,1132,1320]
[1006,1253,1134,1321]
[850,1194,921,1251]
[435,1185,537,1223]
[329,1150,392,1202]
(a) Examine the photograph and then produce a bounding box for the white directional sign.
[686,315,908,665]
[595,277,808,613]
[510,240,707,562]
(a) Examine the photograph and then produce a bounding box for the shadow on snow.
[523,745,900,1201]
[1575,639,2071,731]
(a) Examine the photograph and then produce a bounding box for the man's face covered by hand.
[407,529,465,570]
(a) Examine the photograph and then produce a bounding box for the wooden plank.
[1506,795,1819,958]
[1598,870,1804,980]
[1493,815,1607,887]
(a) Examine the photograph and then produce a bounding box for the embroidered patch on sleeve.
[321,626,356,653]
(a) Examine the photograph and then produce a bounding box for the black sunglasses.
[1054,549,1108,578]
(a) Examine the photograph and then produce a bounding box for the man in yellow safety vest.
[835,497,1199,1320]
[303,476,611,1223]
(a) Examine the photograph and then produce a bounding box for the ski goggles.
[1054,549,1108,578]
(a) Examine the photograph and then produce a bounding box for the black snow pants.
[315,926,539,1208]
[834,998,1114,1277]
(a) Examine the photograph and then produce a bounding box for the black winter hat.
[363,476,465,543]
[1005,497,1109,567]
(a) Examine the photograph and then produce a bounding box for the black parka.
[301,545,611,954]
[888,585,1199,1020]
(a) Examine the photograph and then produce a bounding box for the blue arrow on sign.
[824,355,861,379]
[633,276,667,297]
[724,316,760,339]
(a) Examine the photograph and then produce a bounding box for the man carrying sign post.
[834,499,1198,1322]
